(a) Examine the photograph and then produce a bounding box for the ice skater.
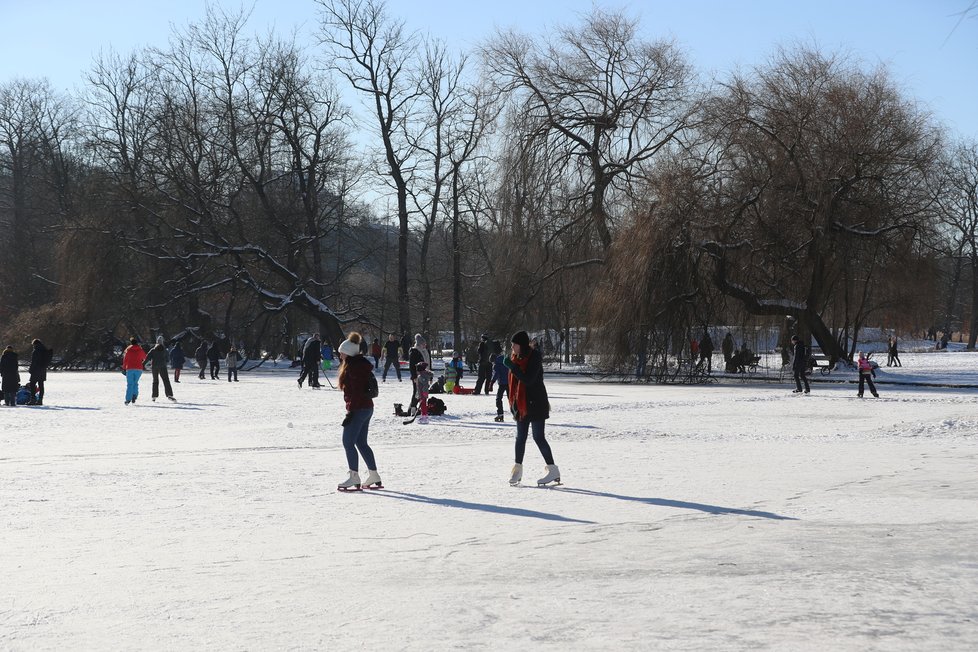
[146,336,177,402]
[857,352,879,398]
[122,337,147,405]
[504,330,560,486]
[1,345,20,406]
[492,348,509,421]
[336,332,383,491]
[790,335,810,394]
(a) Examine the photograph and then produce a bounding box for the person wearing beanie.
[503,330,560,486]
[414,361,434,424]
[121,337,147,405]
[0,345,20,406]
[407,333,431,414]
[336,332,383,491]
[146,336,176,402]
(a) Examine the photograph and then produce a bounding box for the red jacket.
[122,345,147,371]
[341,355,375,412]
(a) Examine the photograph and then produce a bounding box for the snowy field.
[3,354,978,650]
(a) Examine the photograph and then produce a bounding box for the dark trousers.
[474,362,492,394]
[28,379,44,404]
[383,357,402,381]
[858,373,878,397]
[793,370,810,392]
[342,408,376,472]
[227,366,238,382]
[3,391,15,406]
[197,358,207,379]
[152,367,173,398]
[298,363,319,387]
[209,360,220,379]
[495,383,509,415]
[515,419,554,465]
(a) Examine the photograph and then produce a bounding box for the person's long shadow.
[553,487,797,521]
[367,490,596,524]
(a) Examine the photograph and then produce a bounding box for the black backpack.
[365,372,379,399]
[426,396,446,416]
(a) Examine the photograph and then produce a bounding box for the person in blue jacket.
[169,341,187,383]
[492,350,509,422]
[321,341,334,371]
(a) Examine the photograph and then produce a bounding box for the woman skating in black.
[504,331,560,486]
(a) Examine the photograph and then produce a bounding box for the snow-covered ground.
[3,355,978,650]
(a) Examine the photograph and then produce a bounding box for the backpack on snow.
[426,396,446,416]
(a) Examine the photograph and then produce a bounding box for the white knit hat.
[338,339,360,357]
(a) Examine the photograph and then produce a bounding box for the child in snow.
[225,346,239,382]
[857,352,879,398]
[444,351,464,393]
[492,350,510,421]
[415,361,434,424]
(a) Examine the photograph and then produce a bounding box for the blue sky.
[1,0,976,138]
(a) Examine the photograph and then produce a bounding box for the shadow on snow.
[553,487,797,521]
[367,490,596,524]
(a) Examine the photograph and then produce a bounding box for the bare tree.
[937,141,978,348]
[317,0,421,338]
[482,8,697,252]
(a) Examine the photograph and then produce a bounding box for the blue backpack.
[16,386,32,405]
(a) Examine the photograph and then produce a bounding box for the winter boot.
[509,463,523,485]
[494,414,505,422]
[537,464,561,486]
[362,469,383,489]
[337,470,362,491]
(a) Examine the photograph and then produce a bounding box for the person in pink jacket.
[122,337,147,405]
[856,352,879,398]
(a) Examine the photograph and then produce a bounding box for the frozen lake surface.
[2,355,977,650]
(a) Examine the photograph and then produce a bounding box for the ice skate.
[494,414,505,422]
[337,470,362,492]
[537,464,561,486]
[362,469,384,489]
[509,463,523,486]
[168,396,177,402]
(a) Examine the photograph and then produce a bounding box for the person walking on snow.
[336,332,383,491]
[504,330,559,486]
[169,341,186,383]
[790,335,810,394]
[474,334,493,394]
[857,352,879,398]
[195,341,209,379]
[146,336,176,402]
[225,346,239,382]
[122,337,147,405]
[1,345,20,406]
[407,333,431,415]
[382,334,402,382]
[492,349,510,422]
[888,335,902,367]
[207,341,221,380]
[27,339,52,405]
[298,334,322,388]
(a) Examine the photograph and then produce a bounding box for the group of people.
[335,329,560,490]
[120,337,243,404]
[0,339,52,406]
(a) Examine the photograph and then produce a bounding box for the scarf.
[508,353,530,419]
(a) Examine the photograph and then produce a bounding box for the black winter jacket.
[509,348,550,422]
[0,350,20,392]
[146,344,169,370]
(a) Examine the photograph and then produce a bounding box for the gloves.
[502,357,516,371]
[341,413,351,427]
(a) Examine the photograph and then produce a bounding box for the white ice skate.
[337,470,362,492]
[509,463,523,486]
[537,464,561,486]
[362,469,383,489]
